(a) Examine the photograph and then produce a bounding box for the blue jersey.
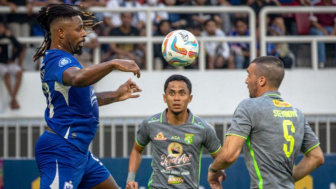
[40,49,99,152]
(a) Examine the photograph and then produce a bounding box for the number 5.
[283,120,295,158]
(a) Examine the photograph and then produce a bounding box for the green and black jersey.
[136,109,221,189]
[227,91,320,189]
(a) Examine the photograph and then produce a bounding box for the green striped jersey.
[227,91,320,189]
[136,109,221,189]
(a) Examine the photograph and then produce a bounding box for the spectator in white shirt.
[202,18,234,69]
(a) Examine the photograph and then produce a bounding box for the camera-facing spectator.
[202,18,234,69]
[153,20,173,70]
[229,18,250,69]
[104,12,146,69]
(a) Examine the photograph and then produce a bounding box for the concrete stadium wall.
[0,69,336,118]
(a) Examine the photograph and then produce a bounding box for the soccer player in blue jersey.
[33,4,141,189]
[207,56,324,189]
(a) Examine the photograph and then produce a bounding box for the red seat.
[295,13,311,35]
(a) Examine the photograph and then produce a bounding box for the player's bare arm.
[62,59,140,87]
[96,79,142,106]
[209,150,226,189]
[126,143,145,189]
[210,135,245,171]
[208,135,245,188]
[292,146,324,182]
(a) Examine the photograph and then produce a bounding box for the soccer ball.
[162,30,199,67]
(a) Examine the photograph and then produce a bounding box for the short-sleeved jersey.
[227,91,320,189]
[136,109,221,189]
[40,49,99,152]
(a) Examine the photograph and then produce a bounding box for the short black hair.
[33,4,100,61]
[203,18,216,28]
[234,17,248,26]
[158,20,171,28]
[164,74,192,94]
[251,56,285,88]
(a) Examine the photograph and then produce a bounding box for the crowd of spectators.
[0,0,335,73]
[0,0,335,110]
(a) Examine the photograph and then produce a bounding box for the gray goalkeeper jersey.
[136,109,221,189]
[227,91,320,189]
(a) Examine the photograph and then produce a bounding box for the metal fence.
[0,114,335,158]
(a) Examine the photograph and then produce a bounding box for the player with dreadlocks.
[34,4,141,189]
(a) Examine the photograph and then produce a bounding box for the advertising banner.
[3,155,336,189]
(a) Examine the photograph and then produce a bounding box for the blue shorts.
[35,131,110,189]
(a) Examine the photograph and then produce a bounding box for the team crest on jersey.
[154,132,167,140]
[184,134,194,144]
[58,57,72,67]
[63,181,73,189]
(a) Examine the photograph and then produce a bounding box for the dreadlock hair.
[33,4,101,62]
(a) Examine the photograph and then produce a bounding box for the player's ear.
[58,28,65,39]
[189,94,193,103]
[163,93,167,103]
[259,76,266,87]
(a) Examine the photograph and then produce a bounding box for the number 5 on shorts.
[283,120,295,158]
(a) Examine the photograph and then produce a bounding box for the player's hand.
[126,181,138,189]
[208,170,226,189]
[116,78,142,101]
[110,59,141,78]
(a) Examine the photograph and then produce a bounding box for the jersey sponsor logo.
[184,134,194,144]
[273,100,291,107]
[63,181,73,189]
[58,57,72,67]
[161,142,192,169]
[168,175,184,184]
[168,142,183,157]
[171,136,180,140]
[161,153,192,169]
[154,132,167,140]
[148,117,160,123]
[161,169,190,176]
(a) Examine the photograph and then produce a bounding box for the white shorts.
[0,63,21,78]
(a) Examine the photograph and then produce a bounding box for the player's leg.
[91,175,119,189]
[78,152,118,189]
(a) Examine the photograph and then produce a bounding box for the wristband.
[126,172,136,183]
[208,163,219,173]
